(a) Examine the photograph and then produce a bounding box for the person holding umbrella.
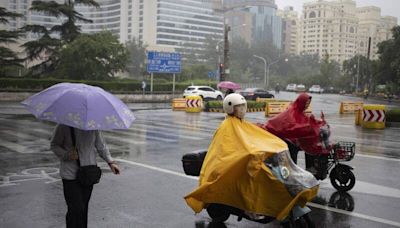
[22,83,135,228]
[51,124,120,228]
[217,81,241,97]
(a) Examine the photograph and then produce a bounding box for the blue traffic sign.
[147,51,181,73]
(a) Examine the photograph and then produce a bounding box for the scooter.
[304,125,356,192]
[182,150,316,228]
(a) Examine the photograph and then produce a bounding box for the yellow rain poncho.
[184,116,319,221]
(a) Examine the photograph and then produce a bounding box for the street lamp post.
[253,55,281,89]
[253,55,266,88]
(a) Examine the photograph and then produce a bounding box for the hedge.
[386,109,400,122]
[0,78,218,93]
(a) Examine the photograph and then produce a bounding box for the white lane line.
[103,134,146,145]
[319,179,400,199]
[0,138,28,153]
[115,158,198,180]
[307,202,400,227]
[356,153,400,162]
[125,126,203,141]
[115,158,400,227]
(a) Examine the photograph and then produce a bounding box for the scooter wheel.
[206,204,230,223]
[330,168,356,192]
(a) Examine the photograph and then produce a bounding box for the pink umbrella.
[217,81,241,90]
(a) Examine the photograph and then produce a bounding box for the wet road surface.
[0,92,400,228]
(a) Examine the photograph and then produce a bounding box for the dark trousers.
[285,140,314,168]
[62,179,93,228]
[285,140,300,164]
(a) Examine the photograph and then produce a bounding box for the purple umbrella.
[21,83,135,130]
[217,81,241,90]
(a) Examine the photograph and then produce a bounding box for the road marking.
[115,158,198,180]
[319,179,400,199]
[308,202,400,227]
[115,158,400,227]
[0,138,29,153]
[356,153,400,162]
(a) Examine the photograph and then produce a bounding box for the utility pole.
[367,37,371,93]
[356,55,360,93]
[221,24,230,82]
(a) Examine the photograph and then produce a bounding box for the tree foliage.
[125,38,147,78]
[56,32,128,80]
[377,26,400,92]
[22,0,98,75]
[0,7,23,72]
[319,53,340,87]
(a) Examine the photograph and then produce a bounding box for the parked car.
[286,83,297,91]
[324,86,340,94]
[309,85,324,93]
[183,86,223,100]
[239,88,274,100]
[295,84,306,92]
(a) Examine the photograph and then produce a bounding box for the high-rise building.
[356,6,397,59]
[225,0,282,48]
[132,0,224,53]
[4,0,224,63]
[298,0,398,63]
[277,6,298,55]
[4,0,132,43]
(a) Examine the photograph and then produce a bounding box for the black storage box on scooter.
[182,150,207,176]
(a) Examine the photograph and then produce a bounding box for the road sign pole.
[173,73,176,97]
[151,73,153,94]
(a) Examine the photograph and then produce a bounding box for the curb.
[386,122,400,128]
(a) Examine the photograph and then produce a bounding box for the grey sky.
[275,0,399,22]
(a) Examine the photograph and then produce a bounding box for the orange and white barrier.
[340,101,363,114]
[265,101,312,117]
[185,95,203,113]
[172,98,187,111]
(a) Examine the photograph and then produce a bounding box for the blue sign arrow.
[147,51,181,73]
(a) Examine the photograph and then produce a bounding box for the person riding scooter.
[184,94,319,226]
[257,93,328,174]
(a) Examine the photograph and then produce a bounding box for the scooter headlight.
[281,166,290,179]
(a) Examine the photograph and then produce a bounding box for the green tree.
[230,37,253,82]
[125,38,147,78]
[376,26,400,93]
[342,55,372,92]
[0,7,23,74]
[56,32,128,80]
[319,52,340,87]
[22,0,99,75]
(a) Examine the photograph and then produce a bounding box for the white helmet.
[223,93,247,114]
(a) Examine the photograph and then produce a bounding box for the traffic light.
[218,63,224,75]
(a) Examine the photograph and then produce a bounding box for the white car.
[183,86,224,100]
[286,83,297,91]
[309,85,324,93]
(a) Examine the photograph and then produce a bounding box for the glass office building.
[226,0,282,49]
[135,0,224,52]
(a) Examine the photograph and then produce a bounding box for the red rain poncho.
[258,93,328,155]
